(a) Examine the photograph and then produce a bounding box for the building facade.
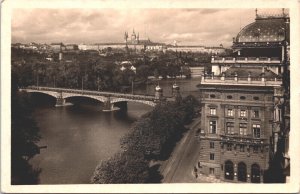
[197,80,280,183]
[196,9,289,183]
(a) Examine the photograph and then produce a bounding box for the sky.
[12,8,286,47]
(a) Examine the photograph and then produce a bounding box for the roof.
[235,16,289,43]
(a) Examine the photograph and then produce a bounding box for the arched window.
[224,160,234,180]
[251,164,261,183]
[238,162,247,182]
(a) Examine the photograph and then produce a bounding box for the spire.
[282,8,285,16]
[124,31,128,41]
[255,8,258,17]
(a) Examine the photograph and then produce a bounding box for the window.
[210,108,216,115]
[240,145,245,152]
[240,96,246,100]
[253,96,260,100]
[227,95,233,99]
[209,121,217,134]
[239,123,247,136]
[227,144,232,151]
[226,122,235,135]
[227,109,234,117]
[210,142,215,149]
[210,94,216,98]
[253,146,259,153]
[210,153,215,160]
[240,110,247,117]
[253,110,259,118]
[209,168,215,175]
[253,124,261,138]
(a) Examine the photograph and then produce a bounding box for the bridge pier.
[55,97,66,107]
[102,101,115,112]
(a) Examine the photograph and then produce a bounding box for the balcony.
[220,135,268,145]
[211,57,281,64]
[200,75,282,87]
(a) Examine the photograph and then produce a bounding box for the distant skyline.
[12,8,287,47]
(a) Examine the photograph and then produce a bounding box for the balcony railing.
[220,134,268,145]
[211,57,281,64]
[200,75,282,87]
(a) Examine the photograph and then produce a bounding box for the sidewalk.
[159,118,203,183]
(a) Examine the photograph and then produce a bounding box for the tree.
[91,150,149,183]
[11,72,41,184]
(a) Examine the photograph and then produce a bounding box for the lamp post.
[97,76,100,91]
[53,75,56,87]
[81,76,84,92]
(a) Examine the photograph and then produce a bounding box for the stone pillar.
[261,73,265,82]
[247,173,251,183]
[154,85,163,103]
[260,170,264,183]
[234,72,238,82]
[55,97,66,107]
[248,73,251,82]
[221,73,225,81]
[172,83,182,102]
[234,163,238,182]
[103,100,114,112]
[55,92,66,107]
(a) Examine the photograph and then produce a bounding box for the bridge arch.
[24,90,59,99]
[63,93,108,104]
[111,98,156,107]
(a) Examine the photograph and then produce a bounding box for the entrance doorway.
[251,164,261,183]
[224,160,234,180]
[238,162,247,182]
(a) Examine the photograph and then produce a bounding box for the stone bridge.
[20,86,163,111]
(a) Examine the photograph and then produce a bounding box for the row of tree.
[91,96,199,183]
[12,48,194,92]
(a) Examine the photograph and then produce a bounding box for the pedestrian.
[194,166,197,172]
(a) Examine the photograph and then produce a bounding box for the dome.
[235,17,289,43]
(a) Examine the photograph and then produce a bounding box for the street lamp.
[81,76,84,92]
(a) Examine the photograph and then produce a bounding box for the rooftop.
[234,12,289,44]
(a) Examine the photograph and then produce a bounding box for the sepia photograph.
[1,0,300,193]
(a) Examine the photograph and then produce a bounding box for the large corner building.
[196,9,290,183]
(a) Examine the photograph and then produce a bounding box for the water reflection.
[31,102,152,184]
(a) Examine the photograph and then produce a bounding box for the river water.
[30,77,202,184]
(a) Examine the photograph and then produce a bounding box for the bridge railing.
[26,86,156,101]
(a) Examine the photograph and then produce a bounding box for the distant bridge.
[20,86,166,111]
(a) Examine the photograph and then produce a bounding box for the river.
[30,77,202,184]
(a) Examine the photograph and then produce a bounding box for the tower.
[124,31,128,43]
[131,28,136,44]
